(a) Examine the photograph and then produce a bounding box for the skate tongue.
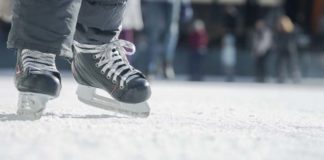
[73,40,136,56]
[21,49,57,72]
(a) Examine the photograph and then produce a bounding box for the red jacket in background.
[189,29,209,49]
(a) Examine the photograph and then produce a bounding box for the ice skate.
[15,49,61,120]
[72,40,151,118]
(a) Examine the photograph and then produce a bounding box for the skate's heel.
[17,92,53,120]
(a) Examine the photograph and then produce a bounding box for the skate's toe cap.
[120,78,151,103]
[17,71,61,97]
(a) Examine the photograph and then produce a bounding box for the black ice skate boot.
[15,49,61,120]
[72,40,151,117]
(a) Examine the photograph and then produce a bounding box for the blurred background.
[1,0,324,83]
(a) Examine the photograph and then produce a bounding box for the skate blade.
[17,92,53,120]
[76,85,150,118]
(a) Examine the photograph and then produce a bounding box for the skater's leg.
[189,50,202,81]
[72,0,151,117]
[162,1,181,79]
[8,0,82,57]
[277,52,288,83]
[255,55,266,82]
[141,1,165,76]
[74,0,127,45]
[288,51,301,83]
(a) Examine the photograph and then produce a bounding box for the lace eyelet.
[106,75,111,79]
[112,80,117,84]
[120,86,124,89]
[95,63,100,68]
[93,55,97,59]
[100,70,105,74]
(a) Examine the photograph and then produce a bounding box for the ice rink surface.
[0,71,324,160]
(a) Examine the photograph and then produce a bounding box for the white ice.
[0,71,324,160]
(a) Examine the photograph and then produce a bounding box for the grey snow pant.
[7,0,127,58]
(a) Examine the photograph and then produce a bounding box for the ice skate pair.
[15,40,151,120]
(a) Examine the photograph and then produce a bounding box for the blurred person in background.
[121,0,143,43]
[120,0,143,63]
[221,6,238,82]
[141,0,193,79]
[188,19,208,81]
[274,16,301,83]
[252,19,272,83]
[0,0,12,41]
[224,6,239,35]
[0,0,12,23]
[221,31,237,82]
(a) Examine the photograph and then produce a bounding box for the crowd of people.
[250,15,304,83]
[0,0,310,83]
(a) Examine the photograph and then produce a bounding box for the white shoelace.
[21,49,57,72]
[73,40,141,89]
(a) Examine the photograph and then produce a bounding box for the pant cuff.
[7,39,73,58]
